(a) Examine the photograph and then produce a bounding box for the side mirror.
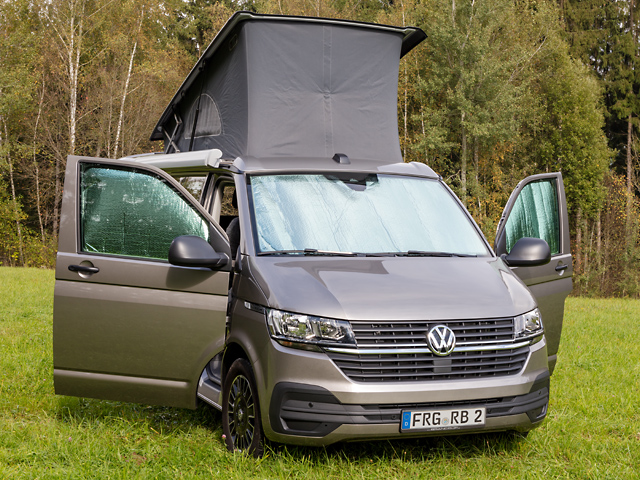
[168,235,228,269]
[502,237,551,267]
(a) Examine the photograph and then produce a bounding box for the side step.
[197,357,223,411]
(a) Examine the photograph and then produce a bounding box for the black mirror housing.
[169,235,229,269]
[502,237,551,267]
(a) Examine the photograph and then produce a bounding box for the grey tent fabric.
[151,12,426,163]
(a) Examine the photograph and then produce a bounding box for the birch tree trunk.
[474,138,480,220]
[576,207,583,275]
[596,209,602,265]
[47,0,86,238]
[53,153,61,240]
[627,114,633,241]
[33,79,46,244]
[114,8,144,159]
[65,2,84,157]
[597,209,603,287]
[400,0,408,160]
[1,117,24,265]
[403,63,408,159]
[452,0,456,27]
[114,40,137,159]
[415,56,428,163]
[628,0,637,242]
[460,111,467,203]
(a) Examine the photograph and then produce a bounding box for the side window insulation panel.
[80,164,210,260]
[504,179,560,255]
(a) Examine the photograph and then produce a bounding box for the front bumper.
[257,337,550,446]
[228,305,551,446]
[267,375,549,445]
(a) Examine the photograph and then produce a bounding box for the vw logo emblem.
[427,325,456,356]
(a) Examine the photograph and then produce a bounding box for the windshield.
[248,173,490,256]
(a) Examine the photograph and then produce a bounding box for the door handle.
[68,264,100,274]
[555,264,568,272]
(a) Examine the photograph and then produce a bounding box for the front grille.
[327,346,529,382]
[351,318,514,346]
[326,318,529,383]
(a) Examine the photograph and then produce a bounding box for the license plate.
[401,407,486,432]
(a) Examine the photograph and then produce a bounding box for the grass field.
[0,267,638,479]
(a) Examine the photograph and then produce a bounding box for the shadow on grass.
[266,430,529,464]
[55,396,529,463]
[55,396,223,436]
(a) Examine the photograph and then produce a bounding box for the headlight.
[514,308,543,338]
[266,309,356,347]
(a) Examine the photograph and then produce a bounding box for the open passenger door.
[53,155,231,408]
[495,172,572,374]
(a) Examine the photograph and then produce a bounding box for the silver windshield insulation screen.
[248,173,489,256]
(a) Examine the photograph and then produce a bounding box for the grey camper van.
[53,12,572,456]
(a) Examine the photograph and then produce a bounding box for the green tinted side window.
[80,165,210,260]
[505,179,560,255]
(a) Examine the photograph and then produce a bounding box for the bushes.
[573,172,640,297]
[0,184,55,268]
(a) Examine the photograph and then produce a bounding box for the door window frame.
[495,172,570,258]
[74,159,231,263]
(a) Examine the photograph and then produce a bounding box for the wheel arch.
[222,342,251,380]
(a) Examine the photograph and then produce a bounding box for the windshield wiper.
[394,250,477,257]
[258,249,477,258]
[258,248,358,257]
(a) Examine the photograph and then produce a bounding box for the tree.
[163,0,238,60]
[0,0,40,265]
[564,0,640,234]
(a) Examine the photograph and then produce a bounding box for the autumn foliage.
[0,0,638,296]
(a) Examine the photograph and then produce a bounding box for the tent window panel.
[184,94,223,138]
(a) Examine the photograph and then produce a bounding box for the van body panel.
[257,334,548,404]
[53,369,194,408]
[55,252,228,294]
[247,256,536,321]
[53,154,569,448]
[521,276,571,372]
[54,279,227,381]
[257,333,549,445]
[229,156,439,178]
[53,156,230,408]
[266,412,541,446]
[495,172,572,372]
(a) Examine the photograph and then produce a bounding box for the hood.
[247,256,536,321]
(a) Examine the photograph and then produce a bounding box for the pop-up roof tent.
[150,11,426,163]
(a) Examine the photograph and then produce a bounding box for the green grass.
[1,266,638,479]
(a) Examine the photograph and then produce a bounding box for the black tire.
[222,358,263,457]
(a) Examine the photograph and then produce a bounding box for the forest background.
[0,0,637,297]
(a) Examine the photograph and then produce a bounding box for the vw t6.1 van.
[53,12,572,457]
